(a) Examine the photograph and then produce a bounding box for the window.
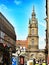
[0,31,5,43]
[32,39,34,45]
[31,29,34,35]
[0,31,5,39]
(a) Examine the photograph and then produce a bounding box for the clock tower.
[28,7,39,51]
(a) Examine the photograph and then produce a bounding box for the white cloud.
[14,0,22,5]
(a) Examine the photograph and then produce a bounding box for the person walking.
[33,59,36,65]
[35,61,39,65]
[42,60,46,65]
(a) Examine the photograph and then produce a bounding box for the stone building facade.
[26,7,45,61]
[27,7,38,51]
[0,12,16,65]
[46,0,49,63]
[16,40,28,49]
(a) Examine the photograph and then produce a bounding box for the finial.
[33,6,35,12]
[32,6,36,16]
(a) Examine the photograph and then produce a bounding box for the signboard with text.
[12,57,18,65]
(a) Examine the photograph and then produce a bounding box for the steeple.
[32,6,36,17]
[29,6,38,26]
[28,6,38,51]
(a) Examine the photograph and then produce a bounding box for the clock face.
[33,21,35,23]
[31,21,35,24]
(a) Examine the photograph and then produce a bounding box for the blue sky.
[0,0,46,49]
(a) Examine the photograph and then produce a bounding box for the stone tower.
[28,7,39,51]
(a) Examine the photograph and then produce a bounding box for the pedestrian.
[42,60,46,65]
[4,63,6,65]
[35,61,39,65]
[39,59,42,65]
[39,61,42,65]
[33,59,36,65]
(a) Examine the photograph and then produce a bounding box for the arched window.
[31,29,34,35]
[32,39,34,45]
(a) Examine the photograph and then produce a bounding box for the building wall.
[16,40,28,49]
[0,12,16,52]
[46,0,49,61]
[47,0,49,55]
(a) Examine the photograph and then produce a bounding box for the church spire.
[32,6,36,17]
[29,6,38,25]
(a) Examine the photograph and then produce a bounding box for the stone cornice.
[0,12,16,40]
[0,12,14,30]
[28,35,39,38]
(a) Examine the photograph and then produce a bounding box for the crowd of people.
[33,59,47,65]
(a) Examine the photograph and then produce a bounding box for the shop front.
[0,50,3,65]
[0,12,16,65]
[0,43,11,65]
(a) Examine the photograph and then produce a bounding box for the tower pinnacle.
[32,6,36,17]
[33,6,35,12]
